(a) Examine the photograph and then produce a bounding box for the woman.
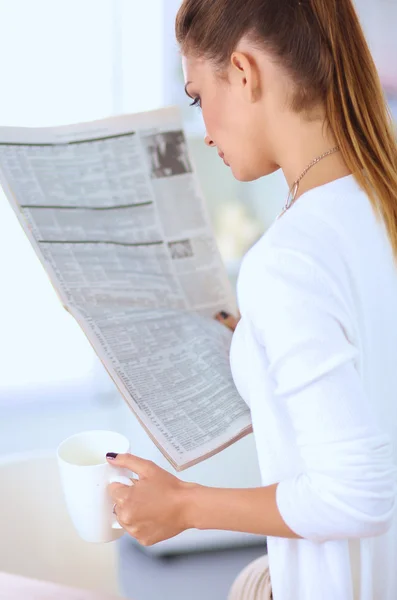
[107,1,397,598]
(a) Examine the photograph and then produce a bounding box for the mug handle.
[109,475,134,530]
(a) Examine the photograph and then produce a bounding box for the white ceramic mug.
[57,430,132,543]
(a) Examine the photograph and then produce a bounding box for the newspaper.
[0,106,252,471]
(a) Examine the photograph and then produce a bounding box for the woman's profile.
[108,1,397,598]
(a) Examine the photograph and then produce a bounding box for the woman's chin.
[230,166,261,183]
[231,163,281,182]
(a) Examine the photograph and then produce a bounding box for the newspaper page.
[0,106,252,471]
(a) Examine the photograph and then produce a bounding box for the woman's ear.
[229,51,261,103]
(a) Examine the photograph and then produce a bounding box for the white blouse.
[230,174,397,600]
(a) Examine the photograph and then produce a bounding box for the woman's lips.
[218,152,230,167]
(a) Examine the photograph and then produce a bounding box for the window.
[0,0,165,397]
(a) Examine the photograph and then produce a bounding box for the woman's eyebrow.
[184,81,193,99]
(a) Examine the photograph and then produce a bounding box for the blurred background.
[0,1,396,599]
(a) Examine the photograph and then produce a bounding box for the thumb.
[215,311,240,332]
[106,452,153,477]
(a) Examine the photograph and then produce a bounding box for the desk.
[0,572,124,599]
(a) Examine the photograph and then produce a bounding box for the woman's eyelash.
[189,97,201,109]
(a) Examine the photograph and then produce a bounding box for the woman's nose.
[204,134,215,147]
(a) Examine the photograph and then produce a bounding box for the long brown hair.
[176,0,397,264]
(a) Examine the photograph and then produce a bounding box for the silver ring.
[112,503,117,515]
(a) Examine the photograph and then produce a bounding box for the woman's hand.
[107,453,194,546]
[214,311,240,332]
[107,454,299,542]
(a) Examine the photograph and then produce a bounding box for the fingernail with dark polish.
[106,452,118,460]
[220,311,229,319]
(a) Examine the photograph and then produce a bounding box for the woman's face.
[182,50,281,182]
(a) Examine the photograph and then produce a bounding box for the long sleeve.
[239,244,397,543]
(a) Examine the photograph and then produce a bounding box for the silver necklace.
[277,145,340,220]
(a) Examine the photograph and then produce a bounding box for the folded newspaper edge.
[0,105,253,471]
